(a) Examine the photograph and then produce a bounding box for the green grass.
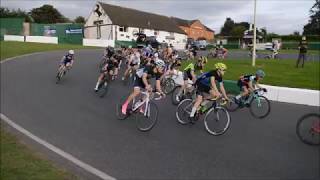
[0,41,100,60]
[0,128,76,180]
[228,48,319,55]
[182,58,320,90]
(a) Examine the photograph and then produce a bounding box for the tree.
[230,25,246,37]
[293,31,300,36]
[220,17,235,36]
[29,5,69,23]
[303,0,320,35]
[0,7,33,22]
[74,16,85,23]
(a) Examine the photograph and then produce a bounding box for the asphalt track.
[1,49,319,180]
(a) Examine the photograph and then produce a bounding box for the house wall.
[179,20,214,41]
[84,4,113,40]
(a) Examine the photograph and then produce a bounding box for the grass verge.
[0,41,100,60]
[182,58,320,90]
[0,127,76,180]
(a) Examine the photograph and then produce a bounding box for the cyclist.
[58,50,74,76]
[121,60,166,115]
[104,46,115,58]
[189,63,229,119]
[195,56,208,73]
[234,69,266,104]
[94,56,118,91]
[122,50,141,81]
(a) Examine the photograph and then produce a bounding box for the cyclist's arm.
[219,82,228,99]
[155,79,164,95]
[142,73,150,89]
[60,56,65,64]
[248,81,255,91]
[191,70,196,83]
[210,76,219,92]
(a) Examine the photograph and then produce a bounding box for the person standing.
[296,36,308,68]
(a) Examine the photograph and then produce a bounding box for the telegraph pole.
[252,0,257,66]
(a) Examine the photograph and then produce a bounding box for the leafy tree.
[220,17,235,36]
[0,7,33,22]
[29,4,69,23]
[230,25,246,37]
[303,0,320,35]
[74,16,85,23]
[293,31,300,36]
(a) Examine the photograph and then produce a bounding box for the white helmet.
[153,53,159,58]
[155,59,165,68]
[68,50,74,55]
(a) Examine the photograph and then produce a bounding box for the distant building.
[84,2,188,48]
[171,17,215,41]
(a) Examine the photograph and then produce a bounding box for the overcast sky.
[1,0,315,35]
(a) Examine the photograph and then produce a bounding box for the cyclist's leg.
[122,87,141,114]
[190,94,203,117]
[94,72,106,90]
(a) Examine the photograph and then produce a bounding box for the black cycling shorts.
[133,76,146,89]
[183,71,193,81]
[196,82,211,96]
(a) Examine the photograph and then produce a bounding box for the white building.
[84,2,187,49]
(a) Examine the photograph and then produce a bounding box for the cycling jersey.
[62,54,73,65]
[238,74,257,89]
[134,65,163,88]
[130,54,141,66]
[196,70,223,87]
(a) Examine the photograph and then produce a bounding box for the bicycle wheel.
[98,80,109,98]
[162,78,175,94]
[171,86,183,105]
[176,99,193,124]
[224,94,239,112]
[204,107,231,136]
[249,95,271,118]
[135,101,158,132]
[55,70,63,84]
[296,113,320,145]
[116,97,131,120]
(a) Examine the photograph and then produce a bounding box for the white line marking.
[1,113,116,180]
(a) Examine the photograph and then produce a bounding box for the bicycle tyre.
[224,94,239,112]
[249,95,271,119]
[162,78,175,94]
[296,113,320,145]
[204,107,231,136]
[171,86,183,105]
[176,99,193,125]
[135,101,158,132]
[116,97,130,120]
[98,80,109,98]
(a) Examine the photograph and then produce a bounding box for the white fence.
[4,35,25,42]
[260,84,319,107]
[83,39,115,47]
[25,36,58,44]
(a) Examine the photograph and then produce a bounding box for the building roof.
[98,2,186,34]
[171,17,214,32]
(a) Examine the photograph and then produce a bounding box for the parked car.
[194,40,207,50]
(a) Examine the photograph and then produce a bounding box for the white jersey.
[130,53,140,65]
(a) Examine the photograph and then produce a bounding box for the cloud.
[1,0,314,34]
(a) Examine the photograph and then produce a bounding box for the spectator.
[296,36,308,68]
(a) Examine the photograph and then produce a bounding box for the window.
[119,26,128,32]
[94,20,103,39]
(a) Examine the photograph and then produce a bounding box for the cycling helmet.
[256,69,266,78]
[153,53,159,58]
[214,63,227,70]
[155,59,165,68]
[68,50,74,55]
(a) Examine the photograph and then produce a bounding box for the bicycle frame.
[132,91,151,117]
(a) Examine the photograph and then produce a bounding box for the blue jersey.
[196,70,223,87]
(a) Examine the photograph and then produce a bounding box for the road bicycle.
[176,97,231,136]
[56,65,70,84]
[226,88,271,119]
[116,90,163,132]
[171,81,196,105]
[296,113,320,145]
